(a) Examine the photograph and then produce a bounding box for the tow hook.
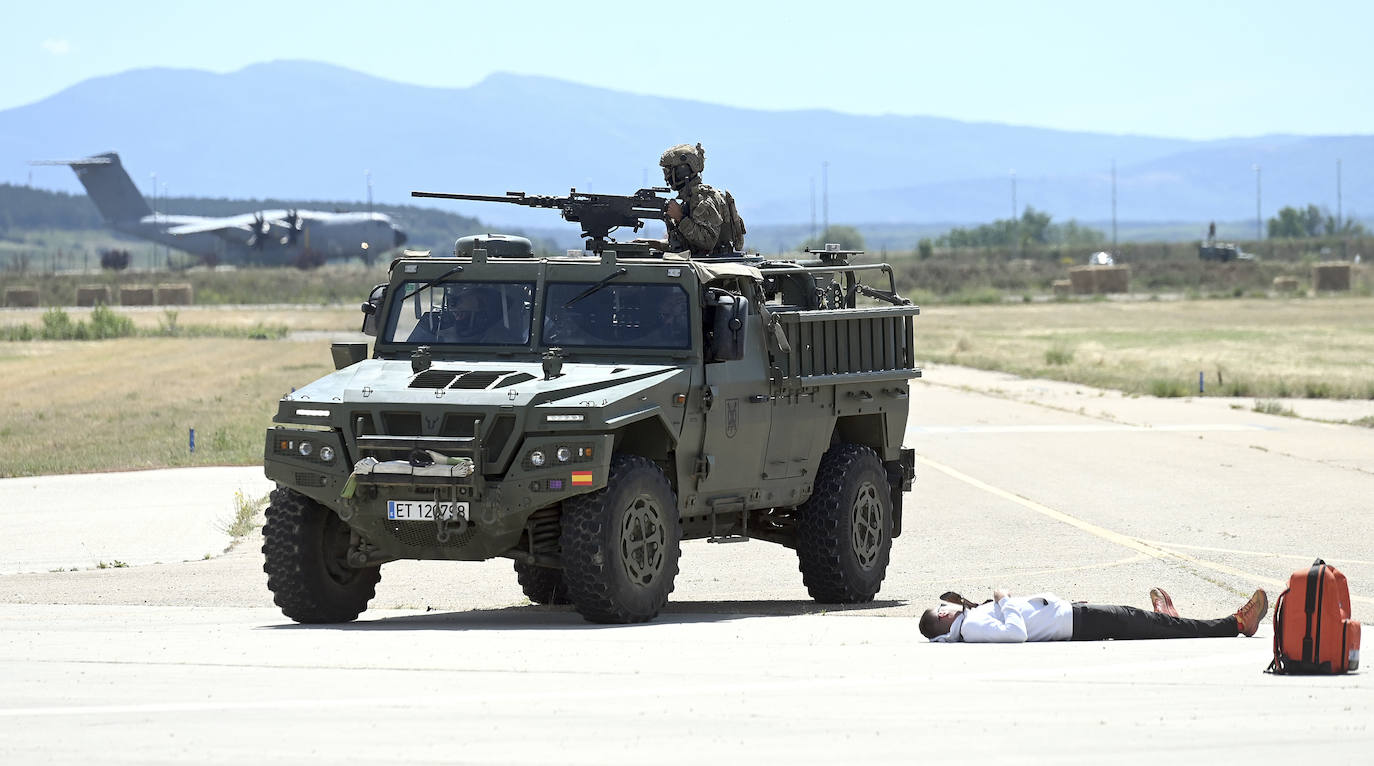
[434,487,469,544]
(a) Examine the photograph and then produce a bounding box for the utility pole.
[366,170,373,216]
[162,183,169,269]
[150,172,159,270]
[1010,169,1018,256]
[1111,159,1118,256]
[809,176,816,242]
[1337,158,1343,232]
[1010,169,1017,220]
[1253,164,1262,242]
[822,161,829,240]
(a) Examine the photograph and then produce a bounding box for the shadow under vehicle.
[263,188,920,624]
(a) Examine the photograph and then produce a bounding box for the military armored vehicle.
[262,187,919,624]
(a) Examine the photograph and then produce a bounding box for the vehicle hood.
[278,358,688,423]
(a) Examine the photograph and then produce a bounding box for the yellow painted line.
[916,454,1374,605]
[1135,539,1374,567]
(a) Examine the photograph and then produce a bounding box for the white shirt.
[933,593,1074,643]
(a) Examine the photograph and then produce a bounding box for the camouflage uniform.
[660,142,742,256]
[667,177,728,255]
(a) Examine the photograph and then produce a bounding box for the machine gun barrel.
[412,187,675,253]
[411,190,562,208]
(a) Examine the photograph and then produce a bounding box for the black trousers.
[1071,604,1238,640]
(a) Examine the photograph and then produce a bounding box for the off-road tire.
[514,561,571,605]
[262,487,381,623]
[796,443,893,603]
[559,455,681,624]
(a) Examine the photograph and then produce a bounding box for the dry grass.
[2,297,1372,478]
[0,337,335,477]
[918,296,1374,399]
[0,305,357,333]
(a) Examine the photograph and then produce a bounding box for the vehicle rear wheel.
[262,487,380,623]
[514,560,571,605]
[795,443,893,603]
[559,455,681,624]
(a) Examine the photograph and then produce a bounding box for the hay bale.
[76,285,112,306]
[119,285,155,306]
[1067,265,1130,294]
[1051,279,1072,297]
[4,287,40,307]
[1068,267,1096,294]
[1271,276,1300,293]
[155,283,194,305]
[1313,262,1352,291]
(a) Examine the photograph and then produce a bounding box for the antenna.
[366,170,373,216]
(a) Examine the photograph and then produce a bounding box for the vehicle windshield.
[543,282,691,349]
[386,280,534,345]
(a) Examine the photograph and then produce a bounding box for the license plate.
[387,500,469,522]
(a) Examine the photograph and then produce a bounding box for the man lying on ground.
[919,586,1267,643]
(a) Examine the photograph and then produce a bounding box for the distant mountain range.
[2,60,1368,236]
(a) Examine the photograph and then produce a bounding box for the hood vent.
[409,370,536,390]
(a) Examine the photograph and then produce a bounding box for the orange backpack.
[1268,559,1361,675]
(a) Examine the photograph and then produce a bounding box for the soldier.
[659,143,746,256]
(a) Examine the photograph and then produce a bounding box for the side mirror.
[705,290,746,362]
[360,283,387,337]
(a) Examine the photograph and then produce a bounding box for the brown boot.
[1149,587,1179,618]
[1234,589,1268,637]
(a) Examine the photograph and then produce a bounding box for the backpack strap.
[1268,588,1290,674]
[1304,560,1325,665]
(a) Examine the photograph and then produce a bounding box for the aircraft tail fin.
[37,152,152,223]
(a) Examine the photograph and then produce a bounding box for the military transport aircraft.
[36,152,407,267]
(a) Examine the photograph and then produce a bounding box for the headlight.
[529,450,546,467]
[298,441,313,457]
[556,446,572,462]
[546,414,584,423]
[319,446,335,462]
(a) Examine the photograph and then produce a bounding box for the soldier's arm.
[673,195,724,252]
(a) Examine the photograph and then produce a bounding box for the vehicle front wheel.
[262,487,380,623]
[514,560,570,605]
[559,455,681,624]
[795,443,893,603]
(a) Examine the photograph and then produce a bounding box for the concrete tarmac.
[1,364,1370,763]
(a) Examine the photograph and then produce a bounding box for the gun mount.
[414,187,672,253]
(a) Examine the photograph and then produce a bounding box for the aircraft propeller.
[280,209,303,246]
[247,213,272,249]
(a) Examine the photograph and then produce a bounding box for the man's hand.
[993,589,1011,602]
[666,199,683,223]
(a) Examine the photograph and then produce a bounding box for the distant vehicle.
[36,152,407,268]
[1088,251,1115,266]
[1198,241,1255,262]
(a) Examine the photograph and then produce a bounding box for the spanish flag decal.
[571,471,594,486]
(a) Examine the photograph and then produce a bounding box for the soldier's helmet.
[659,143,705,190]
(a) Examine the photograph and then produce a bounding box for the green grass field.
[1,297,1370,478]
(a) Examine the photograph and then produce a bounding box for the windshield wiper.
[563,267,627,308]
[401,264,465,302]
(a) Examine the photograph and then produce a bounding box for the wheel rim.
[321,512,362,585]
[619,493,666,587]
[851,481,884,570]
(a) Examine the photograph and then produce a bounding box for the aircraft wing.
[165,210,290,237]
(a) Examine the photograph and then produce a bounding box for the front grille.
[383,520,475,549]
[381,411,422,434]
[294,472,327,488]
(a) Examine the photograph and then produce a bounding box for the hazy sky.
[5,1,1370,140]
